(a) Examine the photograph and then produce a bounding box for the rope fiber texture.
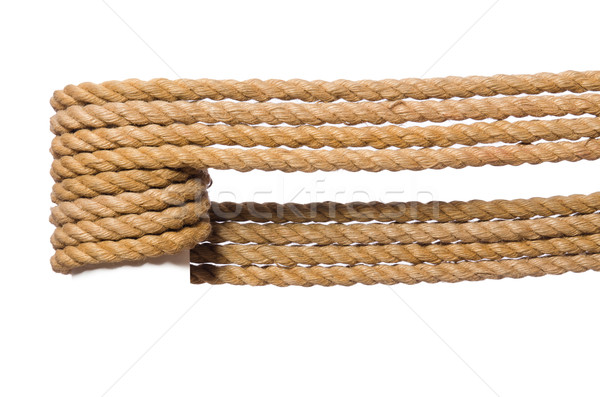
[49,70,600,286]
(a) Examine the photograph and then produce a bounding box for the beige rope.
[209,193,600,223]
[50,117,600,155]
[51,199,210,249]
[207,213,600,246]
[50,139,600,179]
[48,71,600,286]
[53,223,210,274]
[50,179,206,225]
[51,169,206,202]
[50,168,212,272]
[50,188,600,226]
[51,70,600,109]
[191,234,600,266]
[49,93,600,134]
[190,253,600,286]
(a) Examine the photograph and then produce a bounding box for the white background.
[1,0,600,395]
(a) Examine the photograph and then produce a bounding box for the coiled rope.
[49,70,600,286]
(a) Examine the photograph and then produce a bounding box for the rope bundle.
[49,71,600,286]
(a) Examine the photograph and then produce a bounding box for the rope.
[51,169,203,202]
[208,193,600,223]
[191,234,600,266]
[48,71,600,285]
[50,179,206,225]
[53,223,210,274]
[51,70,600,109]
[50,139,600,178]
[51,199,210,249]
[190,253,600,287]
[206,214,600,246]
[51,117,600,156]
[49,93,600,134]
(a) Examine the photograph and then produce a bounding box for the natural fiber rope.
[53,209,600,249]
[50,139,600,178]
[50,179,206,225]
[48,71,600,285]
[190,253,600,286]
[50,70,600,109]
[191,234,600,266]
[208,193,600,223]
[206,213,600,246]
[49,93,600,134]
[51,169,202,202]
[50,189,600,226]
[51,117,600,155]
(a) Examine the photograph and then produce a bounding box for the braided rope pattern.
[49,71,600,285]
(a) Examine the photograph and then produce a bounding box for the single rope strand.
[209,193,600,223]
[50,117,600,155]
[51,138,600,179]
[190,253,600,286]
[191,234,600,266]
[51,190,600,225]
[207,212,600,245]
[50,70,600,109]
[49,93,600,134]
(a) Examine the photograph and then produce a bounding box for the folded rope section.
[49,70,600,286]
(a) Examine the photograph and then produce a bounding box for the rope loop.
[49,71,600,285]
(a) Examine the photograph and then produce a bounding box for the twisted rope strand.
[49,169,213,271]
[209,193,600,223]
[50,179,206,226]
[51,187,600,226]
[191,233,600,266]
[49,93,600,134]
[209,213,600,246]
[48,72,600,284]
[190,253,600,286]
[50,70,600,110]
[51,169,204,202]
[52,223,211,274]
[51,198,209,249]
[50,117,600,156]
[51,138,600,179]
